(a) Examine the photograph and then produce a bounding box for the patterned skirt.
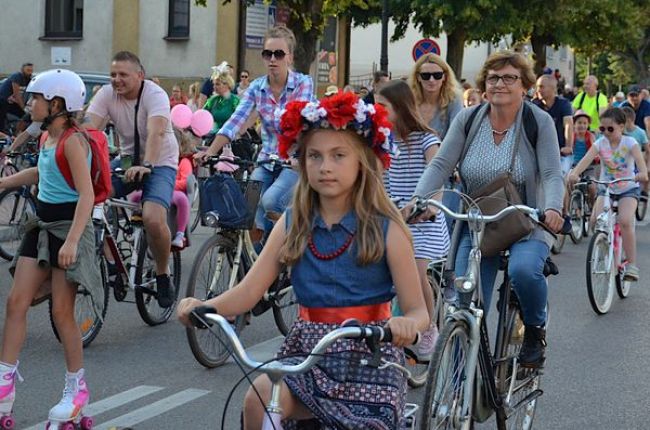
[279,318,408,430]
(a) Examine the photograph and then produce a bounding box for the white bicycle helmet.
[26,69,86,112]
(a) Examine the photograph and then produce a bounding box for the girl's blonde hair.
[280,130,411,266]
[212,72,235,90]
[409,53,460,110]
[188,81,200,99]
[174,127,199,156]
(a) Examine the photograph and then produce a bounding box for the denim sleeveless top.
[287,209,395,308]
[38,146,92,204]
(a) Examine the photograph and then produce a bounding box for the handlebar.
[189,306,414,376]
[585,177,636,186]
[415,198,544,224]
[203,155,255,169]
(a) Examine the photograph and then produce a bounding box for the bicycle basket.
[199,173,262,230]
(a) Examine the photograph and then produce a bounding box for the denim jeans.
[454,224,549,326]
[250,165,298,232]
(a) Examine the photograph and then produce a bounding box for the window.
[45,0,83,38]
[167,0,190,39]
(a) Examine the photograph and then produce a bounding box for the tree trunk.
[530,33,547,76]
[446,30,466,80]
[291,25,320,74]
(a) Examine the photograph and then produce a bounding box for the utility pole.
[380,0,388,72]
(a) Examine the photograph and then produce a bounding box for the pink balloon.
[171,104,192,129]
[191,109,214,137]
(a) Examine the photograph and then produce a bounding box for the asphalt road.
[2,218,650,430]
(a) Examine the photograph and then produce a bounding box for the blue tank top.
[573,138,588,166]
[38,144,92,204]
[288,209,395,308]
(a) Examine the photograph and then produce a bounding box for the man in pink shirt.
[85,51,179,308]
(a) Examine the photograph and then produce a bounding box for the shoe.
[171,232,185,248]
[623,264,640,282]
[0,361,21,419]
[48,369,90,425]
[415,323,439,362]
[156,274,174,308]
[518,325,546,369]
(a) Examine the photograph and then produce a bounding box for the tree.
[195,0,375,74]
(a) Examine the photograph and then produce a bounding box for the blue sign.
[412,39,441,61]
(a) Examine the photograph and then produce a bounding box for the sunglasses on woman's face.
[240,75,249,79]
[261,49,287,60]
[419,71,444,81]
[599,126,616,133]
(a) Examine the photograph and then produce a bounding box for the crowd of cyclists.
[0,23,648,429]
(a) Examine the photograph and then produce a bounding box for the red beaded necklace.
[308,232,355,261]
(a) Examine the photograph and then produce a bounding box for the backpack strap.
[577,92,586,109]
[54,127,79,190]
[522,102,539,149]
[463,104,482,137]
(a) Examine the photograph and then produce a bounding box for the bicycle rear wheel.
[49,255,109,347]
[271,268,298,336]
[420,320,473,430]
[636,193,647,221]
[615,247,631,299]
[0,188,35,261]
[185,233,246,368]
[134,233,182,325]
[586,231,614,314]
[569,192,584,244]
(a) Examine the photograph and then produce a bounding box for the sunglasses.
[261,49,287,60]
[629,92,639,97]
[240,75,249,79]
[599,126,616,133]
[419,71,444,81]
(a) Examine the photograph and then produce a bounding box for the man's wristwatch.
[142,162,153,170]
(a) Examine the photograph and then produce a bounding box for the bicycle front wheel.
[185,234,246,368]
[586,231,614,314]
[636,193,647,221]
[550,231,565,255]
[271,268,298,336]
[0,188,35,261]
[421,320,473,430]
[569,192,584,244]
[49,255,109,347]
[134,233,182,325]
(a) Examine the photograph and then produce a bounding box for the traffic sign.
[412,38,441,61]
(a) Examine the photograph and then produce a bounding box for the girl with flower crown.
[177,91,428,429]
[376,79,450,361]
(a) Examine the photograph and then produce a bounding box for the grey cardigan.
[414,102,564,246]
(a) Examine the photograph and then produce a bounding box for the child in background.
[566,110,598,214]
[130,128,194,248]
[376,79,449,360]
[569,107,648,281]
[622,106,648,150]
[177,92,428,429]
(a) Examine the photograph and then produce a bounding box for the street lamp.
[380,0,388,72]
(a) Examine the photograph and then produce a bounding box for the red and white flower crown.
[278,91,392,168]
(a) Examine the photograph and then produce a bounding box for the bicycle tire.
[134,233,182,325]
[420,319,474,430]
[569,192,584,244]
[586,231,614,314]
[185,234,246,368]
[496,304,540,430]
[636,194,647,221]
[49,256,109,348]
[0,164,18,178]
[615,247,631,299]
[271,268,298,336]
[190,209,201,233]
[0,188,36,261]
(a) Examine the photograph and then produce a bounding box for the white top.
[594,135,639,194]
[87,80,178,169]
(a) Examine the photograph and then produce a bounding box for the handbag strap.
[133,80,145,166]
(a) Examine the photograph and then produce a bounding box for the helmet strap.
[40,101,69,130]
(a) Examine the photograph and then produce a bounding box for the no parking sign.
[412,38,441,61]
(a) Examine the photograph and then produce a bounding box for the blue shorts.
[110,158,176,209]
[598,186,641,201]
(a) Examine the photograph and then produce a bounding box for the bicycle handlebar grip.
[380,327,419,345]
[189,305,218,329]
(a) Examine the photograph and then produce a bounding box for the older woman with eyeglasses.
[198,26,315,244]
[411,51,564,370]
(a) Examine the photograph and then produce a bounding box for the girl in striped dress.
[377,79,450,359]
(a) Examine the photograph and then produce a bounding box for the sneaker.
[623,264,640,282]
[518,325,546,369]
[156,274,174,308]
[415,323,439,362]
[171,232,185,248]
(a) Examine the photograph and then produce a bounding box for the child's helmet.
[26,69,86,112]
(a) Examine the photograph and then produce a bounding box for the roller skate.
[46,369,93,430]
[0,361,22,430]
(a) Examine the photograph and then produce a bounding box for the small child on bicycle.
[376,79,450,360]
[569,107,648,281]
[177,92,428,429]
[0,70,98,427]
[129,127,195,248]
[565,110,598,214]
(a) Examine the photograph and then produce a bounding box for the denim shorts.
[598,186,641,201]
[111,158,176,209]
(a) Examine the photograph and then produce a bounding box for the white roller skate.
[0,361,22,430]
[46,369,93,430]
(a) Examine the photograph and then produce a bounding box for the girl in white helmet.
[0,69,97,429]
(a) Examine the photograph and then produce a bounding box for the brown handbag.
[468,133,535,257]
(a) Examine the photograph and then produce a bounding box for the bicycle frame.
[593,183,624,280]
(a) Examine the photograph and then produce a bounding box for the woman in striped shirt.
[376,79,450,359]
